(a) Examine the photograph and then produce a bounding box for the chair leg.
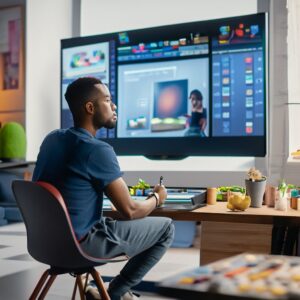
[38,274,57,300]
[71,279,78,300]
[90,268,110,300]
[77,275,86,300]
[83,273,89,291]
[29,269,50,300]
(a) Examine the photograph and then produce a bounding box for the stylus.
[160,176,163,186]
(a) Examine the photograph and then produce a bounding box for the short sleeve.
[87,143,123,189]
[202,108,207,119]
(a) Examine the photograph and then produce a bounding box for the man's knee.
[161,218,175,245]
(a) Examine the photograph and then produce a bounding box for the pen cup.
[207,187,217,205]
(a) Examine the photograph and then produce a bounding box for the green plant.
[218,186,246,194]
[132,178,150,190]
[278,179,288,198]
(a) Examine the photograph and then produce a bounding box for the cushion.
[0,219,8,226]
[0,207,5,219]
[0,171,21,203]
[4,207,22,222]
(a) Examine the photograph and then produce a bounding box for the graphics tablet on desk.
[158,190,207,211]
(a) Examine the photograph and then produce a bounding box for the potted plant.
[129,178,151,196]
[245,167,267,208]
[275,180,289,211]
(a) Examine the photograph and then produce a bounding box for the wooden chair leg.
[29,269,50,300]
[83,273,89,291]
[90,268,110,300]
[77,275,86,300]
[38,274,57,300]
[71,279,78,300]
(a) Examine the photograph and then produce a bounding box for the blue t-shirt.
[32,127,123,239]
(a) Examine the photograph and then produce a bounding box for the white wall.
[26,0,73,161]
[81,0,257,36]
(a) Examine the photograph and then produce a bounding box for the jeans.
[81,216,175,300]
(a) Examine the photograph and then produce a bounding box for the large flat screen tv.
[61,13,267,158]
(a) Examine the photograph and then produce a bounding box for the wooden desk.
[105,203,300,265]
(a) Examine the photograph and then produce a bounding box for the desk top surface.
[104,202,300,225]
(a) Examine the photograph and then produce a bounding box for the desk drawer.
[200,221,272,265]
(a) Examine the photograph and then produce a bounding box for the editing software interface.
[211,23,265,137]
[117,33,209,138]
[61,13,267,156]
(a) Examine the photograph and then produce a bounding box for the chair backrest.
[12,180,101,269]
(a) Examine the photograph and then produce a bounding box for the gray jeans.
[81,216,175,299]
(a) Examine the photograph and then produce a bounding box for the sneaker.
[121,290,140,300]
[85,281,140,300]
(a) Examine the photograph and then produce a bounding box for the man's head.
[189,89,203,108]
[64,77,117,131]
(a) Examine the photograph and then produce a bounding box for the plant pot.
[245,178,266,208]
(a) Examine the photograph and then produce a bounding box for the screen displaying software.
[211,22,265,137]
[117,58,209,138]
[61,13,267,156]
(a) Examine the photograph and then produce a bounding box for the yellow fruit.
[227,202,234,210]
[227,195,250,211]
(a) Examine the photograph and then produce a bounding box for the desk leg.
[200,221,272,265]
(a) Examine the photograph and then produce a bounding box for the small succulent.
[278,179,288,198]
[133,178,150,190]
[247,167,265,182]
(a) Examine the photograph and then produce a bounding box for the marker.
[160,176,163,186]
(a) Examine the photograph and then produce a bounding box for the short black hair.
[189,89,203,101]
[64,77,102,120]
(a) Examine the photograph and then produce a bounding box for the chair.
[12,180,128,300]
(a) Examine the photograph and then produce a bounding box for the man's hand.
[105,178,164,220]
[153,184,167,206]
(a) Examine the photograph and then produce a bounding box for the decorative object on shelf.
[245,167,266,208]
[275,180,288,211]
[0,122,26,162]
[291,149,300,159]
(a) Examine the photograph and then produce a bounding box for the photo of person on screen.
[185,89,207,137]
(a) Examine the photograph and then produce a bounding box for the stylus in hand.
[160,176,163,186]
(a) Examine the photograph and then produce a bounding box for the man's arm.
[104,177,167,220]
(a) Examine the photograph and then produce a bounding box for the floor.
[0,222,199,300]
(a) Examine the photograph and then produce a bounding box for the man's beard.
[105,119,117,129]
[92,114,116,130]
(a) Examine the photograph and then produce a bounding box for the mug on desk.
[207,187,217,205]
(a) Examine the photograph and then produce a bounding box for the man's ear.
[85,101,94,115]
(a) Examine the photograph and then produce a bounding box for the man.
[33,77,174,300]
